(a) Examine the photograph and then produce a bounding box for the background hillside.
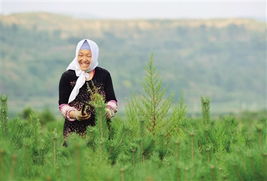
[0,12,266,114]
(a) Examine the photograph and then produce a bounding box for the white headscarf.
[66,39,99,103]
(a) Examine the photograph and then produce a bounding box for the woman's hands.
[69,110,90,121]
[105,100,118,120]
[68,102,117,121]
[105,108,115,119]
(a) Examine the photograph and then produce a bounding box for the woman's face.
[78,50,92,71]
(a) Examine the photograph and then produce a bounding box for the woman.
[58,39,118,144]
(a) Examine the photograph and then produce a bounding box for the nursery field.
[0,61,266,181]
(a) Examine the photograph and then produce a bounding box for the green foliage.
[19,107,56,126]
[201,96,210,124]
[0,95,8,135]
[141,56,172,134]
[38,108,57,125]
[128,57,184,139]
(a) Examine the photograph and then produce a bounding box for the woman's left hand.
[105,108,115,119]
[70,110,91,121]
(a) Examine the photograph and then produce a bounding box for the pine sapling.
[75,143,81,181]
[86,127,96,151]
[130,144,137,166]
[89,86,109,145]
[0,95,8,135]
[201,97,210,124]
[145,176,154,181]
[139,120,145,162]
[222,175,228,181]
[176,166,181,181]
[256,126,263,149]
[120,168,125,181]
[184,167,189,181]
[189,132,195,162]
[139,56,171,135]
[210,165,216,181]
[0,149,5,179]
[262,153,267,177]
[206,147,211,163]
[175,140,180,163]
[52,129,58,168]
[158,134,167,160]
[9,154,17,181]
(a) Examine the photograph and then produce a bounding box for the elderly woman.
[58,39,117,144]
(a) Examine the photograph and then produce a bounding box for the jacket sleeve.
[58,72,77,121]
[104,72,117,103]
[104,72,118,117]
[58,72,73,105]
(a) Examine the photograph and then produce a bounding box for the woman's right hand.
[70,110,90,121]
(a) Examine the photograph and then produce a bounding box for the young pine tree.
[0,95,8,135]
[138,56,171,135]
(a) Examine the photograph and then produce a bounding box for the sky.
[0,0,266,20]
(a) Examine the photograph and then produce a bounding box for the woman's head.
[66,39,99,103]
[78,40,92,71]
[67,39,99,73]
